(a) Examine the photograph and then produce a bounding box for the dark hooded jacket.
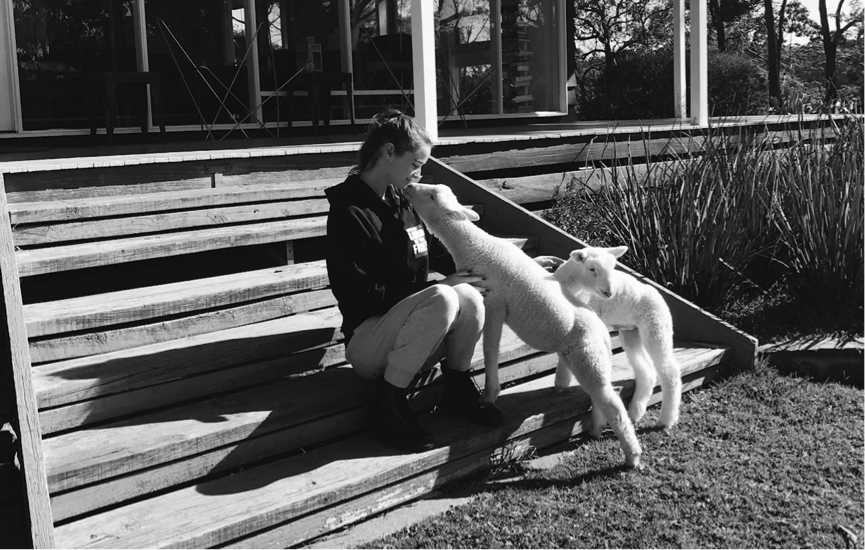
[325,175,455,344]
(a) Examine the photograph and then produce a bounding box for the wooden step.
[51,342,729,548]
[16,216,328,276]
[44,330,549,519]
[7,181,336,224]
[12,199,330,246]
[45,326,536,490]
[33,307,345,411]
[24,260,330,339]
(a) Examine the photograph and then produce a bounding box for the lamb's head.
[561,245,628,299]
[403,183,479,225]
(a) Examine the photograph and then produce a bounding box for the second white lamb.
[553,246,683,429]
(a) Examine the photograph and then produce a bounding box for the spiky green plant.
[769,116,864,326]
[573,128,782,309]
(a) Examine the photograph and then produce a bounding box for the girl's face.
[383,142,432,190]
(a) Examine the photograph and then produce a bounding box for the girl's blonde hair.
[351,108,432,175]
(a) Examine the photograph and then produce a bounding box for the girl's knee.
[425,284,460,324]
[451,283,484,327]
[452,283,484,308]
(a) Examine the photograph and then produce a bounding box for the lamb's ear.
[462,206,481,222]
[446,209,471,222]
[609,246,628,259]
[570,249,588,262]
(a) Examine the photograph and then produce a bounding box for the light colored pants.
[345,284,484,388]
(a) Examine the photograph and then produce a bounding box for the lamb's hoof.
[588,427,603,439]
[627,406,647,425]
[655,419,678,431]
[625,455,643,470]
[553,385,568,394]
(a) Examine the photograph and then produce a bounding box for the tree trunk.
[818,0,839,105]
[824,42,838,104]
[763,0,782,105]
[708,0,728,52]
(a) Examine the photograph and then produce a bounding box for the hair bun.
[373,108,404,126]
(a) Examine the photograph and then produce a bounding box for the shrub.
[544,116,864,327]
[579,49,675,120]
[576,50,771,120]
[769,116,864,324]
[573,132,780,309]
[707,52,770,116]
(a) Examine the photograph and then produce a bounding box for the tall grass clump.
[547,128,783,310]
[769,117,864,325]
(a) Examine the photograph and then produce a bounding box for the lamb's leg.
[643,324,682,429]
[554,352,574,392]
[563,345,642,469]
[480,308,506,405]
[620,328,656,425]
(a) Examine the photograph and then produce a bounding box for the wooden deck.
[0,114,793,547]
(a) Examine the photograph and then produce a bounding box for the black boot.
[368,377,435,452]
[440,367,504,426]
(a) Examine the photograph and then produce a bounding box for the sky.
[797,0,857,22]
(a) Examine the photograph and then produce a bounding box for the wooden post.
[337,0,352,73]
[690,0,708,127]
[132,0,155,132]
[491,0,504,114]
[244,0,263,125]
[0,174,54,547]
[0,0,22,132]
[411,0,438,142]
[555,0,567,114]
[673,0,687,119]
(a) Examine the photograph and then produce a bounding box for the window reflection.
[14,0,137,130]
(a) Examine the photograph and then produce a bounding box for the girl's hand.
[441,271,488,295]
[534,255,566,272]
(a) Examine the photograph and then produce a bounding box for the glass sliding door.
[350,0,413,118]
[436,0,496,117]
[502,0,560,113]
[145,0,249,127]
[435,0,562,117]
[14,0,138,130]
[8,0,565,134]
[256,0,348,125]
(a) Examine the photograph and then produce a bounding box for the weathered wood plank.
[13,199,331,246]
[46,334,547,519]
[474,161,681,206]
[42,326,545,494]
[439,135,706,174]
[2,153,357,200]
[24,261,330,337]
[0,175,55,547]
[51,344,727,549]
[33,307,344,409]
[7,181,336,224]
[44,334,678,516]
[436,126,840,176]
[240,355,728,549]
[16,216,327,277]
[40,343,349,437]
[30,288,338,366]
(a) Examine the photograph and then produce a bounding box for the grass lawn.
[366,361,864,549]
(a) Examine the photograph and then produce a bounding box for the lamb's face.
[403,183,479,223]
[568,246,628,299]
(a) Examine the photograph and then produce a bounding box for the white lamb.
[553,246,683,429]
[403,182,642,468]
